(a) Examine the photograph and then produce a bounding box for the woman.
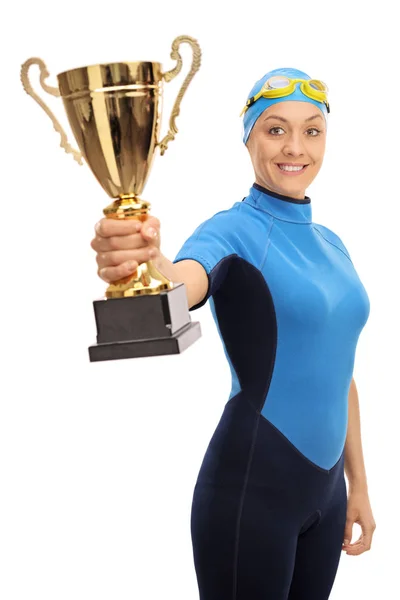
[91,67,376,599]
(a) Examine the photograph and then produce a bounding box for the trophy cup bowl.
[21,36,202,362]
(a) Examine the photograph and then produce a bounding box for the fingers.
[358,524,374,552]
[98,260,138,283]
[91,232,146,252]
[343,526,376,556]
[140,216,161,242]
[90,217,161,252]
[344,537,369,555]
[95,218,142,238]
[96,247,159,269]
[90,216,161,284]
[94,215,160,241]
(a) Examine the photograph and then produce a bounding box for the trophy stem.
[103,195,174,299]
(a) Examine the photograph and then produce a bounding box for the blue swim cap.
[243,67,329,144]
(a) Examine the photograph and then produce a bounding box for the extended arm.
[154,211,235,310]
[154,253,209,310]
[91,216,227,308]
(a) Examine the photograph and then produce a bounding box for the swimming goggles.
[240,76,330,116]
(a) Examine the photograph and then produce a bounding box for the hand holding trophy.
[21,35,202,362]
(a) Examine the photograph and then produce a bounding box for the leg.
[235,483,299,600]
[288,478,347,600]
[191,479,298,600]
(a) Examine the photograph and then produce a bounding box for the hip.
[195,391,346,510]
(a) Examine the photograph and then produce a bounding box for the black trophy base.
[88,283,201,362]
[89,321,201,362]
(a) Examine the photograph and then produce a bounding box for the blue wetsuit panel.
[174,183,370,471]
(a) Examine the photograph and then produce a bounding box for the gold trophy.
[21,35,202,362]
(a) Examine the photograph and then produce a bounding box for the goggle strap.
[239,96,256,115]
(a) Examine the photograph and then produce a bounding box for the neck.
[253,182,310,205]
[254,178,306,201]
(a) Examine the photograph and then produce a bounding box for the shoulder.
[196,202,242,234]
[175,199,272,272]
[182,203,245,252]
[312,223,353,263]
[173,203,242,271]
[202,200,274,242]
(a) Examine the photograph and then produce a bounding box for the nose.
[282,130,306,157]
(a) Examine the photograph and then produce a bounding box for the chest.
[260,224,370,335]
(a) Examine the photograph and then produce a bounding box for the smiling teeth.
[279,164,305,171]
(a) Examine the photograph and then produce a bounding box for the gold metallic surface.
[21,35,201,298]
[56,61,163,199]
[159,35,202,155]
[20,57,83,164]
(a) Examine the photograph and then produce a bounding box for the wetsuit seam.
[180,253,238,311]
[249,399,344,475]
[257,257,278,412]
[180,221,206,256]
[174,203,241,265]
[181,252,213,273]
[259,219,274,271]
[313,226,353,264]
[232,406,261,600]
[299,509,322,535]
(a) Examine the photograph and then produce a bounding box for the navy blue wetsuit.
[174,183,370,600]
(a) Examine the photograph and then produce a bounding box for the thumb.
[141,216,161,242]
[343,519,353,545]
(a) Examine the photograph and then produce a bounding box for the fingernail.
[128,261,137,270]
[95,221,102,234]
[343,540,349,545]
[149,248,157,258]
[147,227,157,238]
[99,268,106,277]
[135,221,142,231]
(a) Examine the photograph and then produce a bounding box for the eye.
[306,127,322,136]
[268,126,285,135]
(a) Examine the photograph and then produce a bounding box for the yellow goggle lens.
[308,80,329,92]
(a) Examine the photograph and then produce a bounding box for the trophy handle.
[158,35,202,156]
[20,57,83,165]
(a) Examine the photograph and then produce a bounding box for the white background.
[2,1,398,598]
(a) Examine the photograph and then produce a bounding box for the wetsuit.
[173,183,370,600]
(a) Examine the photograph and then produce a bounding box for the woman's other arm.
[342,377,376,555]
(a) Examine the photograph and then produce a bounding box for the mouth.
[276,163,309,175]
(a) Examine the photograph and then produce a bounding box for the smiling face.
[246,101,327,199]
